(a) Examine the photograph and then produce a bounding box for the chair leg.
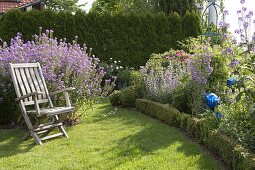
[21,109,44,145]
[59,125,69,139]
[54,115,69,139]
[31,132,43,145]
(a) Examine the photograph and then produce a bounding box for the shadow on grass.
[92,104,222,169]
[0,129,34,158]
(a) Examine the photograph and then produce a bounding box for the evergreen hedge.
[0,10,201,68]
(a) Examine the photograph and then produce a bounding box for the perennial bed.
[135,98,255,170]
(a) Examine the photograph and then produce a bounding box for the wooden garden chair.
[9,63,75,145]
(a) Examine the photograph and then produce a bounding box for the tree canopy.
[90,0,197,16]
[42,0,86,13]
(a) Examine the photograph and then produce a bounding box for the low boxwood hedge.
[135,98,255,170]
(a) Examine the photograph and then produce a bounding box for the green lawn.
[0,99,224,170]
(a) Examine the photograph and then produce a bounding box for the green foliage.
[171,85,191,114]
[42,0,84,13]
[115,68,131,90]
[0,10,201,68]
[156,0,196,16]
[109,90,122,106]
[91,0,197,16]
[182,11,202,38]
[130,70,143,85]
[120,85,143,107]
[91,0,154,15]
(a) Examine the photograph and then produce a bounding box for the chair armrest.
[50,87,76,96]
[15,92,43,101]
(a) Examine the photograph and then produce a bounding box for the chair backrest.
[9,63,53,106]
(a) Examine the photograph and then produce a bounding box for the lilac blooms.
[0,30,107,98]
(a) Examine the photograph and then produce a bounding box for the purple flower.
[229,59,240,68]
[240,0,245,4]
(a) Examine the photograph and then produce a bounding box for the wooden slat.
[34,67,46,99]
[29,67,42,100]
[38,64,53,107]
[14,68,28,102]
[40,132,64,141]
[34,122,63,132]
[25,68,36,94]
[20,68,32,101]
[10,63,38,68]
[9,64,21,98]
[23,99,49,106]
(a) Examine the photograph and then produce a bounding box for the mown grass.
[0,98,224,170]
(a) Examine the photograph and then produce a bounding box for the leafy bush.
[109,90,122,106]
[0,30,108,124]
[115,68,131,90]
[0,10,202,68]
[171,85,191,114]
[120,85,143,107]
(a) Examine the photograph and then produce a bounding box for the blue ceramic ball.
[205,93,220,109]
[227,78,236,87]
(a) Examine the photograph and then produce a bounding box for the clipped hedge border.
[135,99,255,170]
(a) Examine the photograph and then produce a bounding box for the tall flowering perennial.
[0,30,106,99]
[187,40,214,114]
[141,50,191,102]
[189,41,213,85]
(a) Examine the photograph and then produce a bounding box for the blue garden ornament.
[205,93,220,109]
[227,78,236,87]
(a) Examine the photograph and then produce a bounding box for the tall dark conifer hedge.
[0,10,201,68]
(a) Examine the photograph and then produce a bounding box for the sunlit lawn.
[0,98,224,170]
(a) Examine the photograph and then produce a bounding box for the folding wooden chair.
[9,63,75,145]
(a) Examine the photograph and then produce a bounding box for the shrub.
[0,30,107,124]
[171,85,191,114]
[109,90,122,106]
[115,68,131,90]
[0,10,201,68]
[120,85,143,107]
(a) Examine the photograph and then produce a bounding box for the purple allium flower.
[240,0,245,4]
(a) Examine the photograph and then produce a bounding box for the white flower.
[114,61,117,63]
